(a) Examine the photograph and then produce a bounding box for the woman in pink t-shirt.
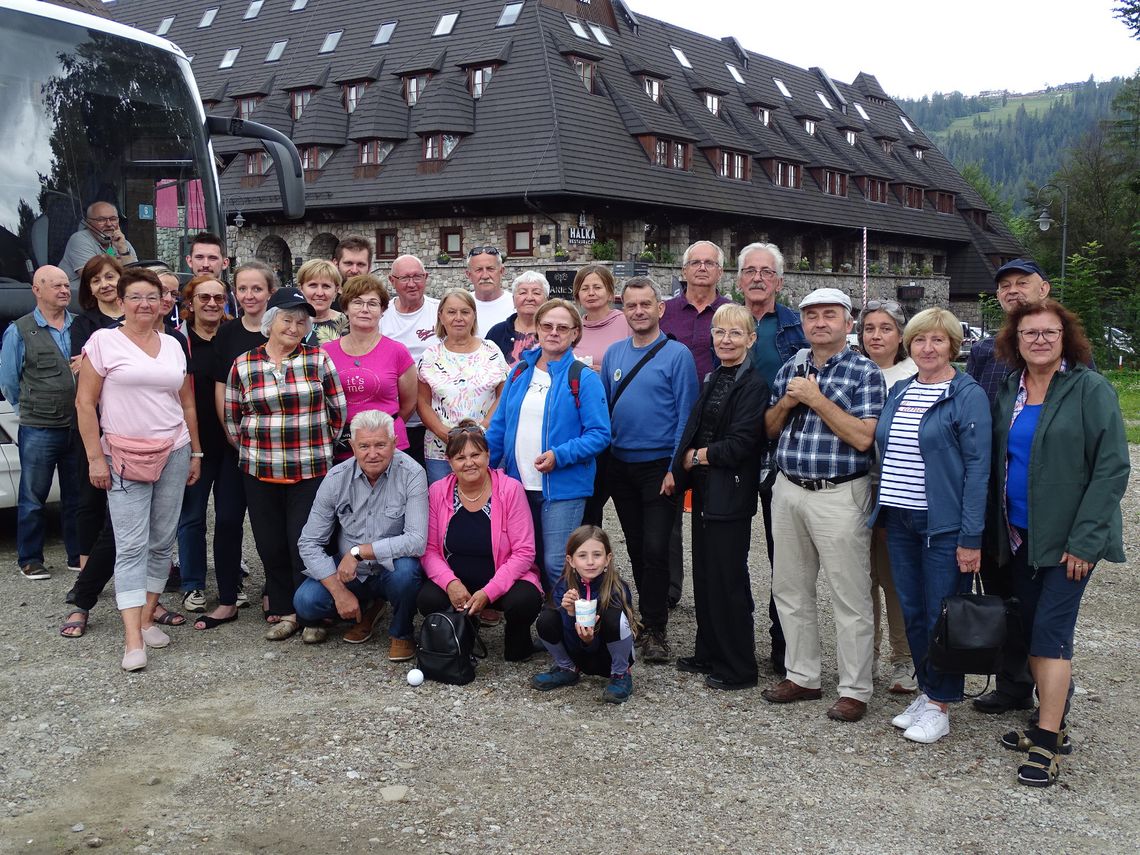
[322,275,416,460]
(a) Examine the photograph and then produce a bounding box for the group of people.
[1,222,1128,788]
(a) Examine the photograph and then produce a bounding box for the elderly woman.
[857,300,918,695]
[485,271,547,365]
[75,268,202,670]
[297,258,347,344]
[573,263,631,367]
[989,299,1128,786]
[418,288,509,485]
[224,287,346,641]
[486,298,611,592]
[419,420,543,661]
[672,303,767,690]
[868,308,990,744]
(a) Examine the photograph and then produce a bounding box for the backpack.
[509,358,586,408]
[417,609,484,685]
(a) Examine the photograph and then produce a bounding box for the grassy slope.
[933,92,1072,140]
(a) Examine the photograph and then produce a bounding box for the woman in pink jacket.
[418,420,543,660]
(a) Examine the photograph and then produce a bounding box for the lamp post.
[1033,183,1068,291]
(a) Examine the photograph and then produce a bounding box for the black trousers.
[417,579,542,661]
[404,424,427,470]
[66,510,115,611]
[74,437,107,556]
[243,474,323,616]
[760,485,786,665]
[980,548,1034,700]
[581,451,609,527]
[691,489,758,685]
[608,456,675,632]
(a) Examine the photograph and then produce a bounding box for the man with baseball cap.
[761,287,886,722]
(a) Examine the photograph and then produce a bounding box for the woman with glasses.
[857,299,918,696]
[485,271,548,366]
[987,300,1127,786]
[486,298,611,592]
[671,303,767,690]
[75,268,202,670]
[322,275,416,461]
[297,259,347,345]
[418,289,509,485]
[572,264,631,368]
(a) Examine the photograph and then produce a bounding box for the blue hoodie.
[486,349,611,500]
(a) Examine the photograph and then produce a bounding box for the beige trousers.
[772,472,875,702]
[870,526,911,664]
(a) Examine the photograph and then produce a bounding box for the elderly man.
[59,202,137,287]
[294,410,427,661]
[739,242,808,677]
[761,288,885,722]
[0,266,81,579]
[185,232,229,278]
[382,254,440,469]
[333,235,373,280]
[466,245,514,332]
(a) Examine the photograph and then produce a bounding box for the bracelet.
[190,452,204,458]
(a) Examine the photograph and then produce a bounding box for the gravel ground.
[1,451,1138,855]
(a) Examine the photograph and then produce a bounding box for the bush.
[591,239,616,261]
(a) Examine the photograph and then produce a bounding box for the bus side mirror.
[205,116,305,219]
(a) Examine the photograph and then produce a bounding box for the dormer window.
[865,178,888,203]
[290,88,315,120]
[803,119,816,135]
[845,129,857,145]
[301,146,332,171]
[469,65,495,99]
[880,139,893,154]
[404,74,430,106]
[823,170,848,196]
[913,147,924,160]
[718,150,748,181]
[643,77,662,103]
[705,93,720,117]
[773,77,792,98]
[652,138,689,170]
[754,106,770,126]
[934,191,955,213]
[236,96,261,120]
[567,56,596,94]
[245,152,266,175]
[343,82,368,113]
[156,16,174,36]
[775,161,801,189]
[904,186,924,209]
[423,134,460,160]
[359,140,394,165]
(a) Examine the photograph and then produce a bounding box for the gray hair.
[261,305,314,338]
[681,240,725,268]
[511,270,550,297]
[619,275,661,301]
[737,242,785,277]
[349,409,396,441]
[85,200,119,217]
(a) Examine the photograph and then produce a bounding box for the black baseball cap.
[267,287,315,315]
[994,259,1045,282]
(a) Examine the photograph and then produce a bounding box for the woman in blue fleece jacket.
[486,299,611,592]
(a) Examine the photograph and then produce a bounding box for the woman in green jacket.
[989,299,1129,788]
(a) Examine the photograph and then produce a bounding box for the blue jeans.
[16,425,80,567]
[176,448,247,604]
[293,557,424,639]
[883,507,971,703]
[425,458,452,485]
[525,491,586,593]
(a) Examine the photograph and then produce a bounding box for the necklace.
[457,479,490,503]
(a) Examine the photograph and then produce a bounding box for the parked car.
[957,322,982,360]
[0,398,61,510]
[1105,326,1134,355]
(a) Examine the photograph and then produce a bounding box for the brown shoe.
[761,679,823,704]
[343,600,386,644]
[388,637,415,662]
[826,696,868,722]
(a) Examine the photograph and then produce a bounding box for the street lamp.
[1032,183,1068,291]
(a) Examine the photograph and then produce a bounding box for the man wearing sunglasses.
[59,201,137,288]
[466,246,514,332]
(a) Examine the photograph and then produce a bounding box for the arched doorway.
[307,232,339,261]
[255,234,292,286]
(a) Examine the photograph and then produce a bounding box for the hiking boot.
[531,666,580,691]
[640,628,671,663]
[603,671,633,704]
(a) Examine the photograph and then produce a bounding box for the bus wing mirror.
[206,116,306,219]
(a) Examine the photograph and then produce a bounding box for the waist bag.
[104,434,176,483]
[417,609,485,685]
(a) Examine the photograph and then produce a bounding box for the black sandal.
[193,612,239,631]
[1018,745,1060,787]
[153,605,187,626]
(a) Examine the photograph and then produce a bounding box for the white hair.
[261,305,314,338]
[737,242,785,277]
[681,240,725,268]
[349,409,395,441]
[511,270,550,297]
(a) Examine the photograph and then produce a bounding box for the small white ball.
[406,668,424,687]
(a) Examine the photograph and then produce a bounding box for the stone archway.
[307,232,339,262]
[255,234,292,286]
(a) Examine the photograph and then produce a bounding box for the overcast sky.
[640,0,1138,99]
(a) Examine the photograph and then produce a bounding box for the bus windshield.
[0,6,220,285]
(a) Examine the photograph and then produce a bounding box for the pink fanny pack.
[104,434,176,483]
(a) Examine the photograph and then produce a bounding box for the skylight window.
[588,24,611,45]
[854,102,870,121]
[265,40,287,62]
[671,46,692,69]
[198,7,218,28]
[899,114,915,133]
[566,17,589,39]
[219,47,240,69]
[156,16,174,36]
[498,2,524,26]
[244,1,263,20]
[816,91,833,110]
[373,21,397,45]
[433,12,459,36]
[291,0,308,9]
[726,63,745,85]
[320,31,343,53]
[772,77,792,98]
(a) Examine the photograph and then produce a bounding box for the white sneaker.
[891,693,930,729]
[888,662,918,694]
[903,704,950,744]
[182,589,207,612]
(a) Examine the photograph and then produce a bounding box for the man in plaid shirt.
[760,288,885,723]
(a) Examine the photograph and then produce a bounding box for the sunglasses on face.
[195,293,227,304]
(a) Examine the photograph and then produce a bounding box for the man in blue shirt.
[601,277,698,663]
[0,266,81,579]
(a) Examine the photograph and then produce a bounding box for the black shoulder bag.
[929,573,1007,679]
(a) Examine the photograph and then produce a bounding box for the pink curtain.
[154,180,207,229]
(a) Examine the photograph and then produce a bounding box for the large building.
[107,0,1024,310]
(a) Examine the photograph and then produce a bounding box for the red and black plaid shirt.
[225,343,346,481]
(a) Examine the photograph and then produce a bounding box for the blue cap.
[994,259,1045,282]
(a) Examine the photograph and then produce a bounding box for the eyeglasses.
[124,294,161,304]
[161,289,179,300]
[349,299,384,310]
[391,273,428,284]
[1017,328,1063,343]
[685,259,721,269]
[195,293,227,303]
[539,321,574,335]
[739,266,779,281]
[864,300,902,313]
[711,327,748,341]
[87,215,119,224]
[467,246,501,258]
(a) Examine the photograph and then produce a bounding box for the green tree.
[1061,242,1115,365]
[1116,0,1140,38]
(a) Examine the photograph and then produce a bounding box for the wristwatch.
[350,546,362,561]
[692,449,701,466]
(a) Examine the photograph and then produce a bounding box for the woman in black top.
[672,303,769,691]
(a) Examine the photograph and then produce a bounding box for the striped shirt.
[225,343,347,481]
[879,380,951,509]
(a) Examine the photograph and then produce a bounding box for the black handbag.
[417,609,485,686]
[929,574,1007,676]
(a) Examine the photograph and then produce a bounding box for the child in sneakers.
[531,525,638,703]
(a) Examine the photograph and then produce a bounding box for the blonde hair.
[534,298,584,347]
[296,258,343,289]
[562,526,639,636]
[903,307,963,356]
[711,302,753,333]
[435,288,479,339]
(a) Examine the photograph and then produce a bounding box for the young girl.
[531,525,639,703]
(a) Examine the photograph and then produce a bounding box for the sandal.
[194,612,240,631]
[1001,727,1073,755]
[1018,745,1060,788]
[60,610,89,638]
[153,605,187,627]
[264,618,299,641]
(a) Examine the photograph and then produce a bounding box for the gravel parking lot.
[1,450,1137,855]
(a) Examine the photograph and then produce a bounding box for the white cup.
[574,598,598,627]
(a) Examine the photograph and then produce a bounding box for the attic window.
[904,186,924,209]
[343,82,367,113]
[880,139,893,154]
[568,56,596,94]
[156,16,174,36]
[588,24,611,46]
[671,46,692,69]
[845,129,857,145]
[237,96,261,120]
[301,146,333,171]
[245,152,266,175]
[754,106,770,126]
[853,102,870,121]
[726,63,745,85]
[816,91,833,110]
[265,40,287,62]
[373,21,397,45]
[219,47,240,69]
[359,140,394,165]
[913,147,924,160]
[900,115,915,133]
[866,177,888,203]
[404,74,429,106]
[244,1,263,20]
[705,93,720,117]
[320,31,343,54]
[935,191,955,213]
[718,150,748,181]
[643,77,661,103]
[291,0,308,9]
[775,161,800,189]
[497,2,524,27]
[290,88,314,120]
[198,8,218,28]
[803,119,816,135]
[469,65,495,99]
[773,77,792,98]
[433,12,460,37]
[823,170,848,196]
[566,17,589,39]
[652,138,689,170]
[423,134,460,160]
